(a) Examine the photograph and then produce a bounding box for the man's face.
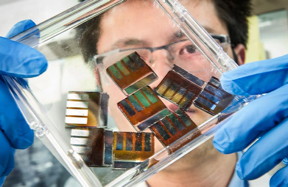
[96,0,233,152]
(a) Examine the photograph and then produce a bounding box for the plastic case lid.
[4,0,251,186]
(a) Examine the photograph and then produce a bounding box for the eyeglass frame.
[93,34,231,64]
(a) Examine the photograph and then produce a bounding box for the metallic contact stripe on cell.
[116,133,123,150]
[126,133,133,151]
[135,133,142,151]
[144,133,152,151]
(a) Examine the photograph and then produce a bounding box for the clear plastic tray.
[4,0,253,186]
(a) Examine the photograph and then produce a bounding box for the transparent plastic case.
[4,0,253,186]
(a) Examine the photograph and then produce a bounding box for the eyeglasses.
[93,34,231,68]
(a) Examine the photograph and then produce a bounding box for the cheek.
[178,55,220,82]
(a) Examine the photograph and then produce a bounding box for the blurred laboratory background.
[0,0,287,186]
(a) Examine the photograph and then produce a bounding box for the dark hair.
[214,0,252,48]
[78,0,252,62]
[77,14,102,62]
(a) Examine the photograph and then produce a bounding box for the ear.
[233,44,246,65]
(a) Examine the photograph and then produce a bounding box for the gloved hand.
[0,20,47,186]
[213,54,288,186]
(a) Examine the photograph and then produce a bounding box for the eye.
[179,43,197,55]
[185,45,197,54]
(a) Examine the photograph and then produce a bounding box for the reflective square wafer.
[65,91,108,128]
[149,109,197,148]
[70,128,113,167]
[155,65,204,110]
[106,52,157,95]
[118,86,169,131]
[194,77,234,115]
[113,132,154,169]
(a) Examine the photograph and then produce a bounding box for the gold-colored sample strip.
[113,132,154,169]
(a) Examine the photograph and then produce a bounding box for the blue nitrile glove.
[213,54,288,187]
[0,20,47,186]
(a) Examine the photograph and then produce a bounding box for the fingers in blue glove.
[6,19,36,39]
[236,118,288,179]
[270,166,288,187]
[0,131,15,177]
[0,177,5,186]
[214,54,288,182]
[0,20,46,184]
[221,54,288,96]
[213,84,288,153]
[0,78,34,148]
[0,37,47,78]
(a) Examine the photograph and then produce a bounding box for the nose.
[149,50,173,88]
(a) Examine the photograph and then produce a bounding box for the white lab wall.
[258,10,288,58]
[0,0,79,36]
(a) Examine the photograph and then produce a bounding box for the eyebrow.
[109,30,186,50]
[108,27,218,51]
[110,38,149,50]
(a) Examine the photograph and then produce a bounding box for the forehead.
[97,0,227,52]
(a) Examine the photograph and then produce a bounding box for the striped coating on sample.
[113,132,154,168]
[194,76,234,115]
[113,132,153,152]
[149,109,197,147]
[106,52,157,95]
[117,86,167,131]
[155,67,203,110]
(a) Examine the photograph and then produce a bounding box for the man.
[80,0,248,186]
[1,0,287,187]
[77,0,288,186]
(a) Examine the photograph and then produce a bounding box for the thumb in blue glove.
[213,54,288,186]
[0,19,47,186]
